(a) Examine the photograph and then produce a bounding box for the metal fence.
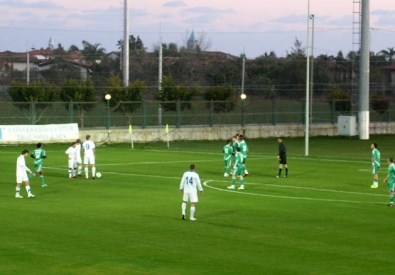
[0,99,394,128]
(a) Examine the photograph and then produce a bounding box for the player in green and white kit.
[371,143,380,188]
[31,142,47,187]
[228,147,245,190]
[223,139,233,177]
[383,157,395,206]
[238,135,249,176]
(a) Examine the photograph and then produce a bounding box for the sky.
[1,0,395,58]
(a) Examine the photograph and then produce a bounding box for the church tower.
[48,37,55,50]
[187,30,199,50]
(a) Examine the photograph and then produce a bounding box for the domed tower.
[48,37,55,50]
[187,30,199,50]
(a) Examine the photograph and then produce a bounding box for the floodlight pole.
[158,23,163,126]
[123,0,129,87]
[241,54,246,133]
[305,0,311,156]
[310,14,314,136]
[105,94,111,130]
[358,0,370,140]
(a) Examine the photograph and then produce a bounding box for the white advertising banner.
[0,123,79,143]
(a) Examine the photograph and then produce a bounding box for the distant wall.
[2,122,394,145]
[77,122,395,144]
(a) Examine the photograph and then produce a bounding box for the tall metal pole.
[122,0,129,87]
[305,0,311,156]
[358,0,370,140]
[27,45,30,84]
[158,23,163,126]
[310,14,314,134]
[241,54,246,133]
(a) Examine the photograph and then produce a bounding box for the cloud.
[163,1,187,8]
[375,14,395,26]
[0,0,65,9]
[182,14,218,25]
[324,15,352,27]
[159,12,173,19]
[66,7,148,25]
[371,9,395,16]
[182,6,234,15]
[271,14,307,24]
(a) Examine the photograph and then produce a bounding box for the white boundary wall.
[80,122,395,144]
[0,123,79,144]
[1,122,394,145]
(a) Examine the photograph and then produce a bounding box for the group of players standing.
[65,135,96,180]
[14,135,97,198]
[223,134,249,190]
[371,143,395,207]
[222,135,289,191]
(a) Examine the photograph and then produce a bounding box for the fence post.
[387,101,391,123]
[209,100,214,127]
[301,101,305,125]
[69,100,73,123]
[272,100,276,125]
[30,101,35,125]
[331,99,336,124]
[176,100,181,128]
[141,101,146,129]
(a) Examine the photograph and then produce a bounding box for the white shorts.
[17,174,28,184]
[84,155,95,165]
[183,192,198,203]
[76,155,82,164]
[68,160,77,169]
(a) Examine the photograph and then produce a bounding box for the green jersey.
[372,148,380,167]
[223,145,233,161]
[234,152,244,167]
[232,141,238,153]
[238,140,248,158]
[31,148,46,167]
[388,163,395,184]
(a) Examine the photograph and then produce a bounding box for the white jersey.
[82,140,95,156]
[75,143,82,159]
[179,170,203,194]
[65,146,77,161]
[16,154,30,177]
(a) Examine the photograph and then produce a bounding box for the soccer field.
[1,136,394,274]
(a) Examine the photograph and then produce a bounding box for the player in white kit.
[65,142,78,178]
[75,139,83,176]
[82,135,96,179]
[15,149,35,198]
[179,164,203,221]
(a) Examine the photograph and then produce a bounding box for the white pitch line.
[45,166,181,180]
[46,164,386,197]
[211,179,387,197]
[203,180,383,204]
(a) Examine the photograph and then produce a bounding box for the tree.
[204,86,235,113]
[60,78,97,127]
[104,75,146,124]
[158,75,195,112]
[379,47,395,64]
[68,44,80,53]
[80,40,106,72]
[40,43,80,84]
[117,35,145,51]
[370,93,389,120]
[8,80,60,123]
[286,38,306,58]
[327,87,351,113]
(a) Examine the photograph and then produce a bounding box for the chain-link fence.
[1,99,394,128]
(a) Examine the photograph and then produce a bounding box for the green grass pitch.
[0,136,394,274]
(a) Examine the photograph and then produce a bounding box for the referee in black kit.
[276,137,288,178]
